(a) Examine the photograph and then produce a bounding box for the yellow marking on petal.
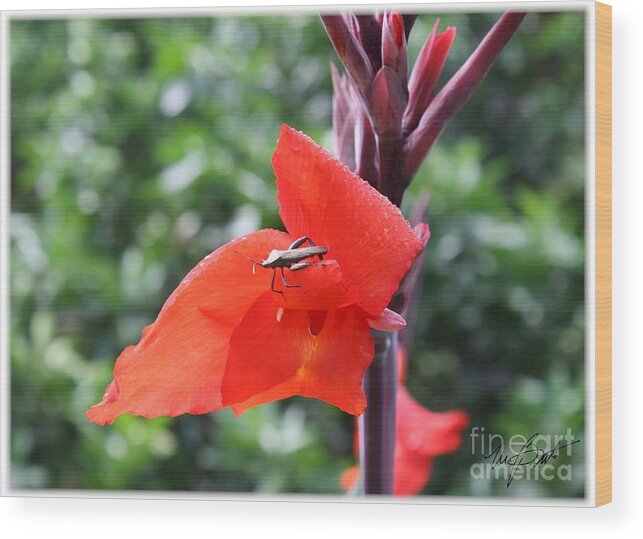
[295,338,320,383]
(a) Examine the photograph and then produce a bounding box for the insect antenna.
[229,250,262,274]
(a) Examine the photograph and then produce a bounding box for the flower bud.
[368,67,407,138]
[322,15,374,96]
[381,12,408,89]
[331,63,357,170]
[405,12,527,178]
[403,21,456,134]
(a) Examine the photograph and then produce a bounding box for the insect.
[234,236,328,296]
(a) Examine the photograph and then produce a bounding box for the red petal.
[340,466,360,491]
[274,125,423,316]
[397,386,469,457]
[393,446,434,496]
[274,259,355,312]
[221,292,374,416]
[367,308,407,331]
[397,345,407,384]
[307,310,328,336]
[340,378,468,495]
[339,448,433,496]
[87,229,292,425]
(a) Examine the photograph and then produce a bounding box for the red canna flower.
[87,125,424,425]
[341,347,469,496]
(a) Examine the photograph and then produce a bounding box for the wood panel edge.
[595,0,612,508]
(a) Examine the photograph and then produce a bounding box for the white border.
[1,1,594,18]
[0,7,11,502]
[0,0,598,507]
[584,2,597,508]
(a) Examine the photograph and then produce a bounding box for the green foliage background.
[10,10,585,497]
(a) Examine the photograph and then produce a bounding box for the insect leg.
[270,268,284,296]
[288,237,325,261]
[280,267,302,288]
[289,262,316,272]
[288,236,316,250]
[279,268,301,288]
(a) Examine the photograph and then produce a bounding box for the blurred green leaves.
[10,11,585,497]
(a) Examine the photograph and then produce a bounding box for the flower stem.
[359,133,407,495]
[377,136,407,207]
[360,329,398,494]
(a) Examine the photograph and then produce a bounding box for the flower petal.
[221,292,374,416]
[392,447,433,496]
[274,259,355,312]
[397,386,469,457]
[340,446,433,496]
[340,374,468,495]
[367,308,407,331]
[274,125,423,316]
[87,229,292,425]
[340,466,360,491]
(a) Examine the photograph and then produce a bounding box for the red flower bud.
[321,15,374,96]
[403,20,456,134]
[354,106,379,187]
[368,66,407,138]
[381,12,408,88]
[405,12,527,178]
[353,14,382,69]
[331,63,357,171]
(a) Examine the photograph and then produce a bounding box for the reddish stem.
[378,137,407,207]
[360,133,407,495]
[359,330,398,494]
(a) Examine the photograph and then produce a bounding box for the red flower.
[341,348,469,495]
[87,125,423,425]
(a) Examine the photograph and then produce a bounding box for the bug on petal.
[237,236,330,296]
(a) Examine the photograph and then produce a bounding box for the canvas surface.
[2,3,598,504]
